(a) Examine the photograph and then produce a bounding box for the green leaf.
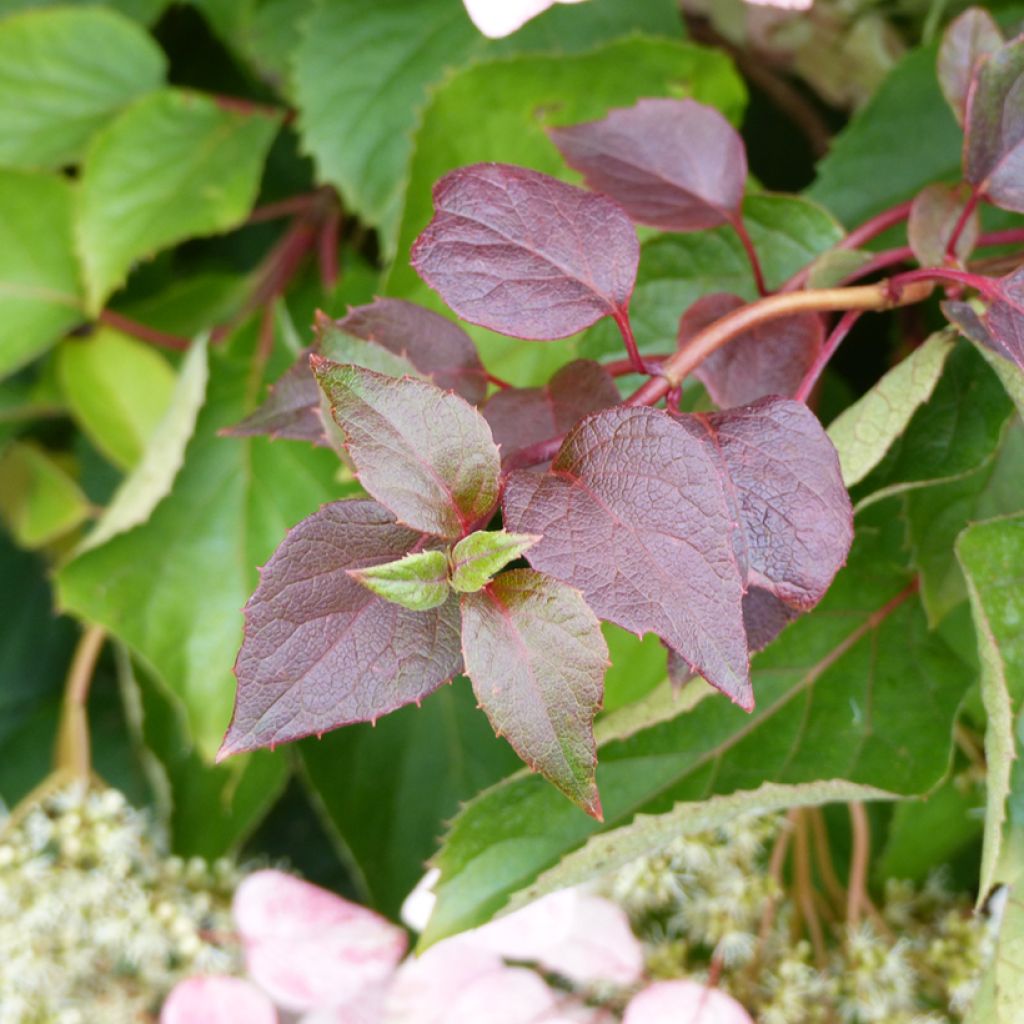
[450,531,538,593]
[908,421,1024,626]
[581,194,842,362]
[77,337,209,554]
[317,314,422,378]
[350,549,451,611]
[807,41,962,227]
[502,780,897,916]
[957,514,1024,897]
[75,89,281,313]
[853,342,1016,511]
[0,441,90,548]
[314,361,500,539]
[996,885,1024,1018]
[293,0,685,250]
[116,646,288,858]
[422,502,969,943]
[386,35,745,381]
[827,329,957,487]
[56,323,343,759]
[299,683,521,918]
[0,7,166,170]
[979,344,1024,419]
[0,168,84,379]
[461,569,607,818]
[0,0,169,24]
[56,329,176,471]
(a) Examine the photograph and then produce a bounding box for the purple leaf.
[908,183,981,266]
[548,98,746,232]
[314,360,501,538]
[335,298,488,404]
[679,293,824,408]
[944,267,1024,371]
[410,163,639,341]
[938,7,1003,126]
[218,500,462,758]
[965,37,1024,212]
[741,587,800,653]
[460,569,607,817]
[482,360,620,458]
[503,406,751,709]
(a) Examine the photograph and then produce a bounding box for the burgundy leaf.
[698,398,853,613]
[410,163,639,341]
[680,294,824,408]
[938,7,1003,126]
[460,568,607,817]
[223,350,326,445]
[548,98,746,232]
[741,586,801,653]
[944,267,1024,371]
[482,359,620,458]
[965,37,1024,212]
[503,406,752,709]
[314,360,501,539]
[218,500,462,758]
[908,183,981,266]
[335,298,488,404]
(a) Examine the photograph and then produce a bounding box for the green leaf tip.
[348,549,451,611]
[450,530,540,593]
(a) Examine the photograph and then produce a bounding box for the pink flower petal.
[461,0,589,39]
[446,965,559,1024]
[471,889,645,986]
[623,981,755,1024]
[234,870,406,1012]
[298,985,387,1024]
[160,976,278,1024]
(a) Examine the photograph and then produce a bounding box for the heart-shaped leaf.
[549,98,746,232]
[680,293,823,408]
[460,569,608,817]
[503,405,751,707]
[908,182,980,266]
[314,361,501,538]
[964,37,1024,212]
[349,549,451,611]
[219,500,463,758]
[411,163,639,340]
[938,7,1003,126]
[450,530,539,593]
[482,360,620,458]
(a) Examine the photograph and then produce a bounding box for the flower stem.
[54,625,106,780]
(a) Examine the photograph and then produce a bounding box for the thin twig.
[97,310,191,352]
[54,625,106,779]
[846,802,871,930]
[794,309,862,404]
[793,810,828,966]
[730,215,768,296]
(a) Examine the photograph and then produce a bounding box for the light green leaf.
[0,0,169,24]
[77,336,209,554]
[294,0,685,250]
[350,549,451,611]
[957,514,1024,898]
[56,323,342,759]
[0,169,84,379]
[450,531,538,593]
[57,328,175,471]
[0,441,90,549]
[387,36,745,382]
[0,7,166,170]
[423,502,970,944]
[828,329,956,487]
[75,89,281,313]
[316,315,422,378]
[504,780,896,915]
[805,248,875,289]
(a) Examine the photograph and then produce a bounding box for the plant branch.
[730,214,768,296]
[54,625,106,780]
[97,310,191,352]
[794,310,863,404]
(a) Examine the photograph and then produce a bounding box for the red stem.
[945,187,982,261]
[97,310,191,351]
[886,266,998,299]
[603,356,666,377]
[248,193,321,224]
[318,208,342,291]
[730,215,768,296]
[794,310,862,404]
[485,371,512,390]
[613,308,647,374]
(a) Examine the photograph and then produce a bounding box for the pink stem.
[97,310,191,351]
[613,308,647,374]
[794,310,862,404]
[730,215,768,296]
[945,187,982,261]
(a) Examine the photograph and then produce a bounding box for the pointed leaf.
[938,7,1003,126]
[680,293,823,407]
[450,531,539,593]
[965,37,1024,212]
[549,98,746,231]
[908,182,980,266]
[350,549,451,611]
[482,359,619,458]
[337,298,487,404]
[314,361,501,538]
[504,405,750,706]
[220,500,463,758]
[0,7,166,170]
[411,163,639,341]
[460,568,607,817]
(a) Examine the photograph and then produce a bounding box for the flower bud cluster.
[0,782,244,1024]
